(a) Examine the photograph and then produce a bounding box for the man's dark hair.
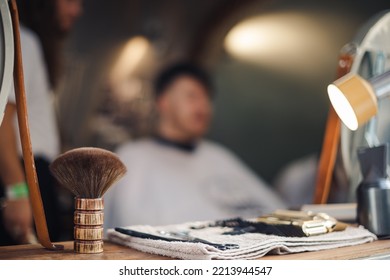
[154,63,213,99]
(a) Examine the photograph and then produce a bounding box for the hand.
[2,198,34,244]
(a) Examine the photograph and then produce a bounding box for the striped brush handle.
[74,198,104,253]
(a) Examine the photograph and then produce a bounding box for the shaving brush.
[50,147,126,253]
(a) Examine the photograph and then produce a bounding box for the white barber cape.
[104,139,285,231]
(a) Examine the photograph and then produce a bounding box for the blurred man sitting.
[104,63,285,229]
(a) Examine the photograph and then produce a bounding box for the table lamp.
[327,70,390,131]
[327,71,390,236]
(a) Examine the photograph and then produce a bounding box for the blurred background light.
[224,12,330,78]
[109,36,151,102]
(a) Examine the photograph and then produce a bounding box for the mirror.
[338,11,390,201]
[0,0,14,125]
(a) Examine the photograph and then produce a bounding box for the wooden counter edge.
[1,239,390,260]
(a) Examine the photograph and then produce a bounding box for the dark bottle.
[356,144,390,237]
[357,178,390,236]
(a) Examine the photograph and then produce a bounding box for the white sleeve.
[8,26,49,104]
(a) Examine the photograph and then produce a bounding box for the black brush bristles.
[49,147,127,198]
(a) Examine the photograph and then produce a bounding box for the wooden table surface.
[1,239,390,260]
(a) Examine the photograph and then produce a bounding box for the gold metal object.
[257,210,346,236]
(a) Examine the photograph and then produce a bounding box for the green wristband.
[5,182,29,200]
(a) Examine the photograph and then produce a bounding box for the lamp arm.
[364,116,380,147]
[370,70,390,99]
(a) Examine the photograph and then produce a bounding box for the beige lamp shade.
[327,73,378,131]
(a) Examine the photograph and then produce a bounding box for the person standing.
[0,0,83,245]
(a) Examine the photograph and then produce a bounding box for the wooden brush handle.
[74,198,104,253]
[10,0,62,251]
[74,225,103,240]
[74,211,104,225]
[75,197,104,211]
[74,240,104,254]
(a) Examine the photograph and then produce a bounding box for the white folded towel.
[107,221,376,260]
